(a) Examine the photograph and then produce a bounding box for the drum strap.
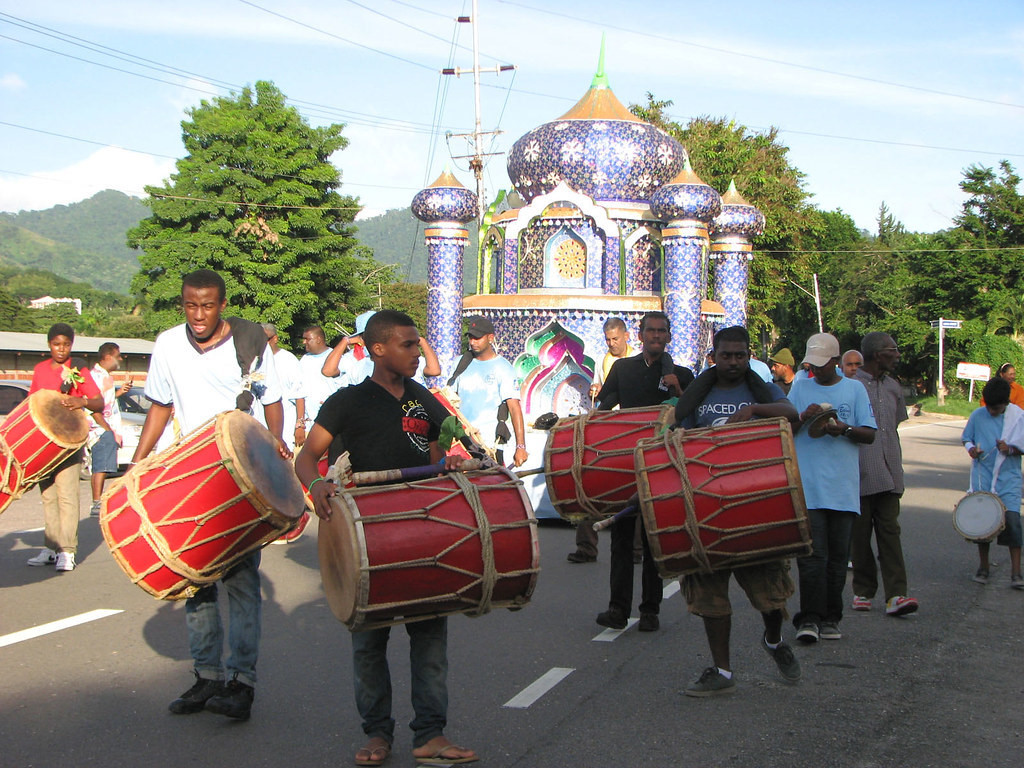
[0,439,19,493]
[450,471,498,617]
[570,413,602,518]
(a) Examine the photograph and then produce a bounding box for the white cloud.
[0,73,26,91]
[0,147,175,213]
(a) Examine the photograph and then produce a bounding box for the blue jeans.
[794,509,855,627]
[185,551,261,687]
[352,617,448,748]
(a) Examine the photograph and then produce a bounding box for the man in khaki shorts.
[674,325,801,696]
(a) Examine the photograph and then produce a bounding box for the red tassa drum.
[544,405,674,521]
[0,390,89,513]
[319,467,539,631]
[100,411,305,599]
[634,418,811,578]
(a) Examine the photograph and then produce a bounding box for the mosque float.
[411,52,765,423]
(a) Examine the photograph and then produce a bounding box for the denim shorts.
[91,430,118,474]
[997,509,1023,548]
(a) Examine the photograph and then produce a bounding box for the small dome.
[506,48,686,205]
[411,170,478,224]
[650,159,722,223]
[711,180,765,238]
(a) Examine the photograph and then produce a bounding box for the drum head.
[219,411,305,520]
[953,492,1005,542]
[28,389,90,446]
[319,495,361,625]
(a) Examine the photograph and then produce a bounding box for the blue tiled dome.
[411,170,478,224]
[711,180,765,237]
[506,68,686,205]
[650,159,722,223]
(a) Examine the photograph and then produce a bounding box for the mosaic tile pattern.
[713,253,750,328]
[507,119,686,204]
[424,233,469,387]
[662,235,705,371]
[628,236,660,294]
[651,180,722,223]
[711,202,765,238]
[411,184,478,224]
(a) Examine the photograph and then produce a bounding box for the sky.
[1,0,1022,235]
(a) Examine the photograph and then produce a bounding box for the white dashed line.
[592,617,639,641]
[0,609,124,648]
[503,667,574,708]
[664,580,681,599]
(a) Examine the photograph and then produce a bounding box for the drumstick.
[349,459,486,486]
[592,497,640,531]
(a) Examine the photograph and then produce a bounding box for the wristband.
[307,476,325,492]
[516,444,528,450]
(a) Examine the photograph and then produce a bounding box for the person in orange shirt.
[981,363,1024,409]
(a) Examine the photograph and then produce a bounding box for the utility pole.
[788,273,823,333]
[441,0,515,222]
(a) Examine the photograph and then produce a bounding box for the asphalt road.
[1,416,1021,768]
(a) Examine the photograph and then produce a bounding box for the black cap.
[466,315,495,338]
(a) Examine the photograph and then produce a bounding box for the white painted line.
[664,580,680,599]
[503,667,574,708]
[592,617,639,641]
[0,609,124,648]
[17,527,44,534]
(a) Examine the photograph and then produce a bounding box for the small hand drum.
[953,491,1005,543]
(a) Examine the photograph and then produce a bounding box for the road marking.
[503,667,574,708]
[17,527,44,534]
[664,580,681,599]
[0,609,123,648]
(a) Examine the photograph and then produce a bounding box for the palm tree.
[988,294,1024,344]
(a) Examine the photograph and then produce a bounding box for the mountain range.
[0,190,476,295]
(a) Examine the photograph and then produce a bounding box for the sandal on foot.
[355,738,391,766]
[414,744,478,765]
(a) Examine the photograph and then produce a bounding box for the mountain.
[353,208,479,292]
[0,190,147,293]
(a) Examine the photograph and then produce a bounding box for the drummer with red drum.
[25,323,103,573]
[131,269,289,721]
[673,325,802,696]
[296,309,477,767]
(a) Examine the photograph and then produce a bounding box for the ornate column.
[411,170,479,387]
[710,180,765,329]
[650,160,722,371]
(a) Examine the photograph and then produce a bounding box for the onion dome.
[711,180,765,238]
[506,43,686,205]
[650,158,722,222]
[411,169,478,224]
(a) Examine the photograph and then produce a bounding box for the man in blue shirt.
[788,333,876,644]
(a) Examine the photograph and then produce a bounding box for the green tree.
[0,286,34,331]
[128,80,387,338]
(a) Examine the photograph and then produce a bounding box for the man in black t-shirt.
[295,310,477,767]
[593,311,695,633]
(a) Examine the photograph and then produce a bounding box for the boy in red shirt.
[26,323,102,572]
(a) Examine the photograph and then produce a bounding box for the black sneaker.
[762,634,801,684]
[205,679,254,720]
[684,667,736,697]
[168,674,224,714]
[638,613,659,632]
[567,550,597,563]
[595,609,628,630]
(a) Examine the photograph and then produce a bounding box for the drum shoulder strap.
[227,317,268,411]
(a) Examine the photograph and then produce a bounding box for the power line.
[495,0,1024,111]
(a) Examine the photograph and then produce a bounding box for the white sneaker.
[27,548,57,567]
[55,552,76,572]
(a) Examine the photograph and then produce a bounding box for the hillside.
[0,190,146,293]
[353,208,479,292]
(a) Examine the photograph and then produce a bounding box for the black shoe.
[168,674,224,714]
[638,613,659,632]
[567,550,597,563]
[596,609,628,630]
[205,678,254,720]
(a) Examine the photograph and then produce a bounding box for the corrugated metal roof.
[0,332,154,355]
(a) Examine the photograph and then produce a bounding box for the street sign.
[930,319,962,329]
[956,362,991,381]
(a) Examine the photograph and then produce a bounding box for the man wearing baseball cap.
[449,315,527,467]
[787,333,877,644]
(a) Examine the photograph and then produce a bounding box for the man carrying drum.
[296,310,477,767]
[674,325,801,696]
[131,269,289,721]
[25,323,103,573]
[592,311,694,633]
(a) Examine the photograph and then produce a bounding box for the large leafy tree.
[128,80,390,339]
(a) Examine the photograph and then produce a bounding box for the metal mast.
[442,0,515,222]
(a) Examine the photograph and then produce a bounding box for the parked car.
[0,380,31,421]
[82,386,151,477]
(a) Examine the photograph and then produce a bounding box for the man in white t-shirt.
[299,325,342,423]
[132,269,288,722]
[450,315,527,467]
[260,323,306,450]
[88,342,130,517]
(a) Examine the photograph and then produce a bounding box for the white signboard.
[956,362,991,381]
